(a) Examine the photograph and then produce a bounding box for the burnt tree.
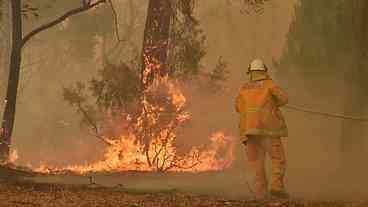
[141,0,173,88]
[0,0,22,162]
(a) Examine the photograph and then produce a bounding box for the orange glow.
[28,45,235,175]
[9,149,18,164]
[32,78,235,175]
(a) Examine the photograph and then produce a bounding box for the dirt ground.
[0,181,367,207]
[0,166,367,207]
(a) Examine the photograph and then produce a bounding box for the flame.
[9,149,18,163]
[30,44,235,174]
[33,132,235,174]
[32,78,235,175]
[0,149,19,167]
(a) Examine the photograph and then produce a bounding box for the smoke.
[5,0,368,200]
[189,0,368,200]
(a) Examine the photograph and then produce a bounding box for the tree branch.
[21,0,107,47]
[108,0,125,43]
[76,102,112,146]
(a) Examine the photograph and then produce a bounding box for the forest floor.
[0,181,367,207]
[1,180,367,207]
[0,166,367,207]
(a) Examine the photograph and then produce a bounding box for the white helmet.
[247,58,268,74]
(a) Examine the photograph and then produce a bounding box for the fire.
[34,132,234,174]
[32,77,235,175]
[0,149,18,166]
[9,149,18,163]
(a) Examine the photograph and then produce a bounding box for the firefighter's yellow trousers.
[244,136,286,195]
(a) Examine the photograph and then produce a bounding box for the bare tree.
[0,0,107,162]
[0,0,11,114]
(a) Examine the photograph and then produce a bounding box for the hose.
[284,104,368,121]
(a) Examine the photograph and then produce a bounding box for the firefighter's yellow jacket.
[235,77,288,139]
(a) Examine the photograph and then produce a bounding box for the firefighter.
[235,58,289,199]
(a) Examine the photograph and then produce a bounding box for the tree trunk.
[140,0,173,88]
[0,0,11,103]
[138,0,173,165]
[0,0,22,162]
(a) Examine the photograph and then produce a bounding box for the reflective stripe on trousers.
[244,136,286,194]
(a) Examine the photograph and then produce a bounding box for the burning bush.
[48,63,235,174]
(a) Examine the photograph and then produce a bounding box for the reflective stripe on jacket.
[235,78,288,138]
